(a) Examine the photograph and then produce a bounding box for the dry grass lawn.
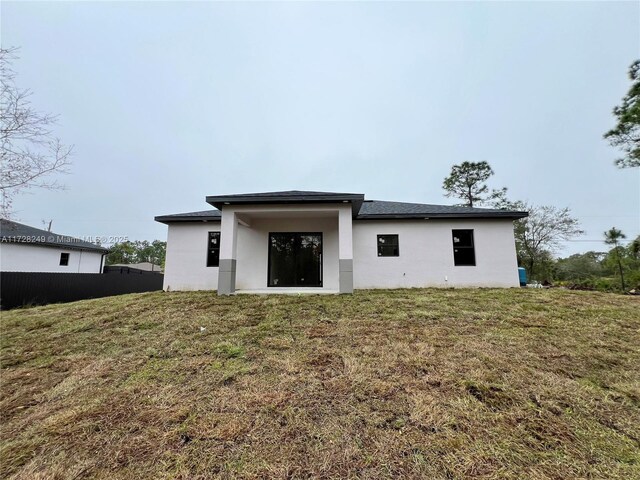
[1,288,639,479]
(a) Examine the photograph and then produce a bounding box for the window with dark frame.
[452,229,476,266]
[59,252,70,266]
[207,232,221,267]
[377,234,399,257]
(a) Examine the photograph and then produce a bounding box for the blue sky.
[3,1,639,255]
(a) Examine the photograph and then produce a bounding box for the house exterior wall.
[163,222,221,291]
[235,216,339,291]
[0,243,104,273]
[161,215,520,292]
[352,219,520,288]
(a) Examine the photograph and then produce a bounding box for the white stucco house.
[155,190,527,295]
[0,219,108,273]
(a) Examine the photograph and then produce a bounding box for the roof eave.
[205,194,365,216]
[154,215,222,224]
[356,212,529,220]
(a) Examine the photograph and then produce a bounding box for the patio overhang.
[206,190,365,217]
[216,203,353,296]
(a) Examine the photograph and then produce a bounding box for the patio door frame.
[267,232,323,288]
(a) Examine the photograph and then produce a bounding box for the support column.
[218,209,238,295]
[338,206,353,294]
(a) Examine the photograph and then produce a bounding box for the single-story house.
[155,190,527,295]
[0,219,108,273]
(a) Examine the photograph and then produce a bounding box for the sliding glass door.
[268,233,322,287]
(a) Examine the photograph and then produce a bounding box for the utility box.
[518,267,527,287]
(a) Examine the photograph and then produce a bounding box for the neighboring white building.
[0,219,108,273]
[155,190,528,295]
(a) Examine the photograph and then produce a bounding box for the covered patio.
[205,192,363,295]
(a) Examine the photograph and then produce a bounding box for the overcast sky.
[3,1,639,255]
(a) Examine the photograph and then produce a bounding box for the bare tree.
[1,47,72,217]
[507,201,583,279]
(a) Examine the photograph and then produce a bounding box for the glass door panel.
[268,233,322,287]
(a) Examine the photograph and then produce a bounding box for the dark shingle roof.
[0,219,109,252]
[356,200,528,219]
[205,190,365,215]
[208,190,360,199]
[156,192,528,223]
[154,210,221,224]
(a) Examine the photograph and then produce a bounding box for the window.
[377,234,399,257]
[452,229,475,266]
[207,232,220,267]
[59,252,70,266]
